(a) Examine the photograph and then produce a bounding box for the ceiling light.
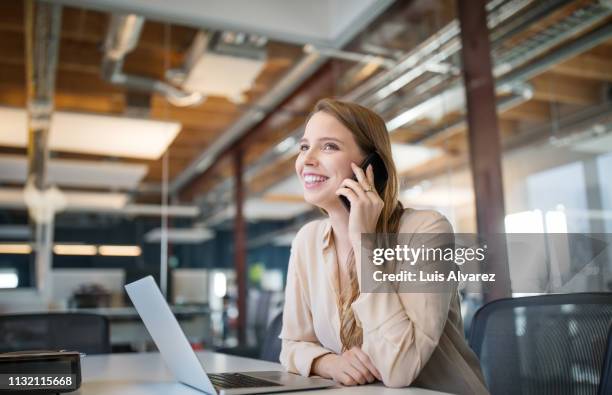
[0,155,148,190]
[144,227,214,244]
[0,271,19,288]
[53,244,97,256]
[0,243,32,254]
[0,107,181,160]
[98,245,141,257]
[391,144,442,172]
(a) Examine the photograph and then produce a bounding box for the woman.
[279,98,488,394]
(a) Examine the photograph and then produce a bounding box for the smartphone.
[339,151,389,211]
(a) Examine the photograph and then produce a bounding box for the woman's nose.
[303,148,318,165]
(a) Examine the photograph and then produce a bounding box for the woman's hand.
[312,347,382,386]
[336,163,384,248]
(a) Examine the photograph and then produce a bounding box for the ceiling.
[0,0,611,224]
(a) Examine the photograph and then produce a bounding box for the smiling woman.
[280,98,489,394]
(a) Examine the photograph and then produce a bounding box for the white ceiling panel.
[0,188,128,210]
[0,155,148,190]
[0,107,181,160]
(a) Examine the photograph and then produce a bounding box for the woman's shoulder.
[292,218,329,246]
[399,207,453,233]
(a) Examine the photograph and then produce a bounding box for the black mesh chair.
[259,312,283,363]
[599,324,612,395]
[469,293,612,395]
[0,313,111,354]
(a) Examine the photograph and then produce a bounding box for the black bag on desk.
[0,350,82,393]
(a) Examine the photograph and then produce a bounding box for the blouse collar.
[321,219,333,250]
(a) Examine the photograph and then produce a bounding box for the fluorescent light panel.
[144,227,214,243]
[53,244,97,256]
[98,245,141,257]
[0,188,128,210]
[0,107,181,160]
[0,243,31,254]
[0,155,148,190]
[0,271,18,288]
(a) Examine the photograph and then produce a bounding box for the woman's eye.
[299,144,309,151]
[322,143,338,151]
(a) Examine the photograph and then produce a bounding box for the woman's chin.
[303,193,341,212]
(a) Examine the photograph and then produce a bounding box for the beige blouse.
[279,208,489,394]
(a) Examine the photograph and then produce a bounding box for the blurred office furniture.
[52,269,124,308]
[216,289,283,358]
[171,268,208,304]
[599,324,612,395]
[259,312,283,363]
[67,305,211,353]
[470,293,612,395]
[250,289,273,343]
[70,283,112,308]
[0,313,110,354]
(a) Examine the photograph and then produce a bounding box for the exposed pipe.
[387,3,612,134]
[101,14,203,107]
[24,0,63,301]
[415,82,534,145]
[25,1,62,190]
[417,20,612,143]
[345,0,536,106]
[303,44,396,69]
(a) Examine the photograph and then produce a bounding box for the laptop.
[125,276,335,395]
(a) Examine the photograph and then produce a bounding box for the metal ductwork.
[24,0,63,300]
[101,14,204,107]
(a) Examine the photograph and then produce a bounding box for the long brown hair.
[309,98,404,350]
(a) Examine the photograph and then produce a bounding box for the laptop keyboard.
[208,373,282,389]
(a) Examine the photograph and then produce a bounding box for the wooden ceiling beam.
[500,99,551,122]
[529,73,602,106]
[551,53,612,82]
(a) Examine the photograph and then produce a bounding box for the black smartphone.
[339,151,389,211]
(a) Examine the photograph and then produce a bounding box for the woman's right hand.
[313,347,382,386]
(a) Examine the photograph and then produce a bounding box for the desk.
[75,351,450,395]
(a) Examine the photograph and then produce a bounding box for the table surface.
[75,351,450,395]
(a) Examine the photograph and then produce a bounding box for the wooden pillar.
[233,149,247,344]
[457,0,511,301]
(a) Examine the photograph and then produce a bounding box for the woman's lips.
[303,174,329,189]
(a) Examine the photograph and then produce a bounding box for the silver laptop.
[125,276,335,395]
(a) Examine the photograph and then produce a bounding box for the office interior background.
[0,0,611,364]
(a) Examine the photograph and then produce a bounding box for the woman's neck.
[326,204,352,252]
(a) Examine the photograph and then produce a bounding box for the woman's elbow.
[381,370,418,388]
[375,352,422,388]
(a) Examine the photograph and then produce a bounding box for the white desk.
[75,351,450,395]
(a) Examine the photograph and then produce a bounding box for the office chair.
[259,312,283,362]
[599,323,612,395]
[469,293,612,395]
[0,313,111,354]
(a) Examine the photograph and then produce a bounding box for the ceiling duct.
[24,0,64,300]
[167,30,267,104]
[101,14,203,107]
